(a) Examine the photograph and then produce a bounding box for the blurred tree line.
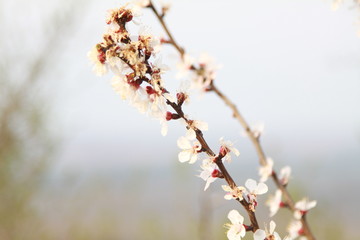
[0,0,83,239]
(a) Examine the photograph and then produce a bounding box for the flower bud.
[219,146,229,158]
[146,86,156,95]
[211,169,223,178]
[176,92,187,106]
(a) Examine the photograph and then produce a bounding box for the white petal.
[204,177,216,191]
[224,194,233,200]
[294,210,302,220]
[245,179,257,192]
[228,210,243,225]
[177,136,191,150]
[222,185,232,192]
[306,200,317,210]
[178,151,191,163]
[195,120,208,131]
[227,227,240,240]
[186,129,196,140]
[253,229,266,240]
[273,232,281,240]
[256,182,268,195]
[232,147,240,156]
[189,154,198,164]
[270,221,276,234]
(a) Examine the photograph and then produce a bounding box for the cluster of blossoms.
[89,2,317,240]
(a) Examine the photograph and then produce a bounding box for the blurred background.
[1,0,359,239]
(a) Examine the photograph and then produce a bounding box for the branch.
[147,1,316,239]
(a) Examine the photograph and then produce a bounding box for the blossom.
[219,137,240,162]
[176,54,195,79]
[245,179,268,211]
[279,166,291,185]
[192,53,220,91]
[294,198,317,219]
[266,189,283,217]
[287,220,305,240]
[254,221,281,240]
[222,185,245,201]
[225,210,246,240]
[177,136,201,164]
[258,157,274,182]
[198,158,218,190]
[245,179,268,195]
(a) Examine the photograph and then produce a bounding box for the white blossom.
[287,220,304,240]
[245,179,268,211]
[279,166,291,185]
[192,53,220,91]
[245,178,268,196]
[266,189,283,217]
[219,137,240,162]
[176,54,195,79]
[294,198,317,219]
[222,185,245,201]
[177,136,201,164]
[225,210,246,240]
[258,157,274,182]
[198,158,217,190]
[254,221,281,240]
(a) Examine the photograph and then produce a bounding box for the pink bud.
[219,146,229,157]
[211,169,220,178]
[165,112,173,121]
[176,92,187,106]
[146,86,155,95]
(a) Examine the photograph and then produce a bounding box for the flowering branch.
[88,2,266,233]
[90,1,318,239]
[166,93,260,231]
[146,1,316,240]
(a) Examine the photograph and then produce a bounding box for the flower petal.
[270,220,276,234]
[245,179,257,192]
[253,229,266,240]
[228,210,243,225]
[177,136,191,149]
[256,182,268,195]
[178,150,191,163]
